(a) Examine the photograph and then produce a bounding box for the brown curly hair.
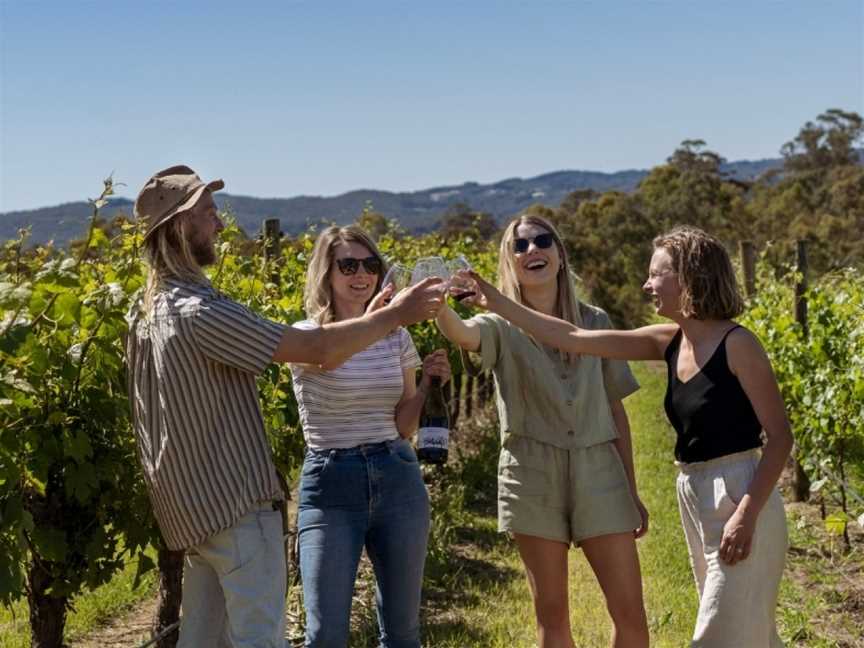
[653,226,744,320]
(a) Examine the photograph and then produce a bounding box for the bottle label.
[417,427,449,450]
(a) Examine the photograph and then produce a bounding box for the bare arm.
[610,399,649,538]
[435,305,481,352]
[719,328,794,564]
[395,366,423,439]
[465,270,675,360]
[272,278,444,367]
[395,350,451,438]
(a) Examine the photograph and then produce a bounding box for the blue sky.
[1,0,861,212]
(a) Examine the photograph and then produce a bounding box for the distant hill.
[0,158,785,246]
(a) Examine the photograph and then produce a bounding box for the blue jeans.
[298,438,431,648]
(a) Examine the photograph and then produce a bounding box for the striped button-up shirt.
[126,278,286,550]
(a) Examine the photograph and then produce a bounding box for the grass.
[0,547,158,648]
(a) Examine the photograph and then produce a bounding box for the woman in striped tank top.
[459,226,793,647]
[290,225,450,648]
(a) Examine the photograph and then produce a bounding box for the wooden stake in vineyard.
[791,240,811,502]
[739,240,757,299]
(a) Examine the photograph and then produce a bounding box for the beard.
[190,236,217,266]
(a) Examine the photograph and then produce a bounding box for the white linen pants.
[177,503,286,648]
[676,449,787,648]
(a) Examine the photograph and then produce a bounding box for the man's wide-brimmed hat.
[134,165,224,239]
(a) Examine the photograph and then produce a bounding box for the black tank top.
[664,326,763,463]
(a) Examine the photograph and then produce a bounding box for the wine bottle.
[417,377,449,465]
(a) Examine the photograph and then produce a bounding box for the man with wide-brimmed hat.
[126,165,445,647]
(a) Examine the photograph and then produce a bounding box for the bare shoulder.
[640,322,679,353]
[725,325,771,373]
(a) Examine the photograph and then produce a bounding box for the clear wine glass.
[382,262,412,293]
[410,256,450,286]
[446,255,476,302]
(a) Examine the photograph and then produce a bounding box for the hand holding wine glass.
[446,255,477,303]
[450,269,501,311]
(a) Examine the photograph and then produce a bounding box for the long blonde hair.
[304,225,387,324]
[498,214,583,362]
[141,214,207,314]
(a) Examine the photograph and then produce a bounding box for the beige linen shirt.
[463,303,639,450]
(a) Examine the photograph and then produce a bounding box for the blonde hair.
[304,225,387,324]
[653,226,744,320]
[141,214,206,313]
[498,214,583,362]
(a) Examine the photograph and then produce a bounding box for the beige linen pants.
[676,449,787,648]
[178,502,286,648]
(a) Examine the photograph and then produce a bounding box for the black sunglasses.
[513,233,555,254]
[335,256,383,276]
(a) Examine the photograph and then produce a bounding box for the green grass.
[0,547,157,648]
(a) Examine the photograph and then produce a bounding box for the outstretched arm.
[435,305,482,352]
[273,277,445,366]
[462,270,675,361]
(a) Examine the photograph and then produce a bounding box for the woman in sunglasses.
[437,214,650,648]
[457,226,791,647]
[291,225,450,647]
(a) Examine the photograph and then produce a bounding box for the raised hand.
[450,270,500,311]
[389,277,446,325]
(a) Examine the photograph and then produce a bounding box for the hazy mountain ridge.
[0,158,783,246]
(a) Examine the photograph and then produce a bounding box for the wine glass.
[410,256,450,286]
[446,255,476,302]
[381,262,412,304]
[382,262,412,293]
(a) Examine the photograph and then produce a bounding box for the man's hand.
[388,277,445,325]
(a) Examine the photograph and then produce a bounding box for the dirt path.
[71,597,157,648]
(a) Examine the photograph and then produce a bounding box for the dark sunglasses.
[513,233,555,254]
[335,256,383,276]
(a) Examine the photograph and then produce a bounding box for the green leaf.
[66,462,98,502]
[54,292,82,326]
[63,429,93,463]
[808,478,827,494]
[132,552,156,590]
[31,526,68,562]
[824,512,849,536]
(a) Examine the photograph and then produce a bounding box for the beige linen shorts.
[497,434,640,545]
